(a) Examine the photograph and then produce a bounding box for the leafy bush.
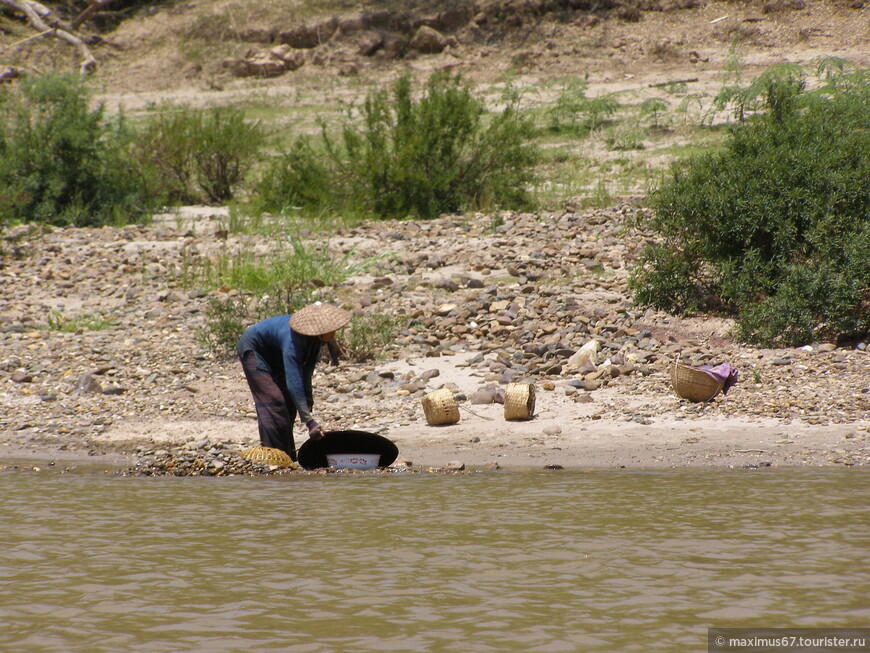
[341,313,398,363]
[0,74,161,226]
[630,61,870,346]
[547,77,619,134]
[254,72,539,220]
[639,98,670,129]
[137,105,266,205]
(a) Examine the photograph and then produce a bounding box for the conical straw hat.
[289,302,351,336]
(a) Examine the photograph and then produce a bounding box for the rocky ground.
[2,205,869,473]
[2,0,869,473]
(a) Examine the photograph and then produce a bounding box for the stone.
[470,389,496,404]
[73,373,102,395]
[409,26,448,54]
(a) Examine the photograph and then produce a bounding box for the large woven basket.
[504,382,536,420]
[241,445,295,467]
[671,362,724,402]
[422,388,460,425]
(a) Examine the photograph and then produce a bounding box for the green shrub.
[630,61,870,346]
[254,72,539,220]
[0,74,161,226]
[341,313,398,363]
[547,77,619,134]
[639,98,670,129]
[137,105,266,205]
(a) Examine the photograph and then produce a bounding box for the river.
[2,465,868,652]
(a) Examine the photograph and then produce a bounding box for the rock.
[470,389,496,404]
[409,25,448,53]
[277,19,338,48]
[11,371,32,383]
[223,50,304,78]
[357,32,384,56]
[73,373,102,395]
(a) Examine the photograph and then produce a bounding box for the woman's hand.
[305,420,325,440]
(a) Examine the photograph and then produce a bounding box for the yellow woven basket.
[504,382,536,420]
[241,445,295,467]
[671,362,724,402]
[422,388,460,425]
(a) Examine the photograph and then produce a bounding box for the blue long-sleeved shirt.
[237,315,322,423]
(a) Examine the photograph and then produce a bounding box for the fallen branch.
[0,0,97,75]
[649,77,699,88]
[72,0,118,31]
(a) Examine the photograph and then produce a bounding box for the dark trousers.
[240,351,297,460]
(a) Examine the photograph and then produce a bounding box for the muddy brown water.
[1,465,868,652]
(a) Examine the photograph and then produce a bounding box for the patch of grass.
[605,124,646,151]
[187,238,387,295]
[46,310,116,332]
[187,236,391,353]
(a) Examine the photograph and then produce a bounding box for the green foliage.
[189,237,389,353]
[187,238,385,294]
[195,294,256,355]
[630,62,870,347]
[639,98,670,129]
[341,313,398,363]
[712,41,805,124]
[46,310,116,332]
[137,105,266,205]
[547,77,620,134]
[0,74,161,226]
[605,124,645,151]
[254,72,539,220]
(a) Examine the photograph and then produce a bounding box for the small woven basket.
[504,382,536,420]
[422,388,460,425]
[241,445,295,467]
[671,362,723,402]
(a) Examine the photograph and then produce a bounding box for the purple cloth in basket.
[699,363,739,395]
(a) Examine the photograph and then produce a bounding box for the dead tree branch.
[1,0,97,76]
[72,0,118,31]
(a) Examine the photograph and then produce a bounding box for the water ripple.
[0,468,867,652]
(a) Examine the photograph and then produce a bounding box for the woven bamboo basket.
[241,445,295,467]
[422,388,460,425]
[504,382,536,420]
[671,362,724,402]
